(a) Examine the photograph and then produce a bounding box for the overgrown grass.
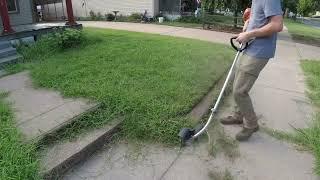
[0,92,40,179]
[12,28,233,144]
[285,19,320,46]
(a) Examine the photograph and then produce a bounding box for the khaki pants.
[232,54,269,129]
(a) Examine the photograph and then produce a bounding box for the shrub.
[18,29,84,62]
[178,16,201,23]
[128,13,142,22]
[96,12,103,20]
[105,13,115,21]
[54,29,83,49]
[117,15,128,22]
[89,10,97,20]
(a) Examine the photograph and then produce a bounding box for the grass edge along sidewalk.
[0,92,40,180]
[299,60,320,176]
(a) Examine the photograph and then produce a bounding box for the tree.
[298,0,313,16]
[201,0,251,27]
[312,0,320,13]
[283,0,298,14]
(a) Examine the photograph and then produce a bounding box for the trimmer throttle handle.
[230,37,251,52]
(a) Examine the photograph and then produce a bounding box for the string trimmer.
[178,37,252,146]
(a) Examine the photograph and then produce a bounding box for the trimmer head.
[178,124,204,146]
[178,128,195,146]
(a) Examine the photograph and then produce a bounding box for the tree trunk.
[233,3,238,28]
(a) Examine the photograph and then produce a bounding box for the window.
[7,0,18,13]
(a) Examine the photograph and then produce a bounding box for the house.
[0,0,34,33]
[41,0,198,20]
[0,0,78,66]
[0,0,78,33]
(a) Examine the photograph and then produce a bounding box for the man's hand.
[236,31,252,44]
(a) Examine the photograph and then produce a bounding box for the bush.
[54,29,84,49]
[105,13,115,21]
[177,16,201,23]
[117,15,129,22]
[89,10,97,20]
[96,12,103,20]
[78,16,91,21]
[128,13,142,22]
[18,29,84,62]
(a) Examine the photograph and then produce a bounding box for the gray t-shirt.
[245,0,283,59]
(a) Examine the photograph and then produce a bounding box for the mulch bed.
[202,24,243,34]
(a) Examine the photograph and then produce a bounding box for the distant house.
[42,0,198,19]
[73,0,160,17]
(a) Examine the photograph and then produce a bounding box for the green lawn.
[285,19,320,46]
[16,28,234,144]
[300,60,320,175]
[0,92,40,179]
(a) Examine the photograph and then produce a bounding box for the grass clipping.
[208,168,234,180]
[206,122,240,161]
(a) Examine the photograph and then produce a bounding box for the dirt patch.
[292,35,320,47]
[203,24,243,34]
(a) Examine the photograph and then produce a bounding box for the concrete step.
[0,54,22,65]
[0,69,7,77]
[0,47,17,59]
[41,118,123,180]
[0,41,12,49]
[0,72,100,142]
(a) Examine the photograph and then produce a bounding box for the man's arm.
[236,15,283,43]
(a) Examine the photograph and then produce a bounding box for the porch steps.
[0,41,11,49]
[41,118,123,180]
[0,54,22,64]
[0,40,21,68]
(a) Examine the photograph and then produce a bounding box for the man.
[195,0,201,17]
[220,0,283,141]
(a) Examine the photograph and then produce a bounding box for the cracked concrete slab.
[0,71,99,141]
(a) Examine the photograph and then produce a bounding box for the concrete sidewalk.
[61,22,318,180]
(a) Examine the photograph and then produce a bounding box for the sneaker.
[220,112,243,125]
[235,126,259,141]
